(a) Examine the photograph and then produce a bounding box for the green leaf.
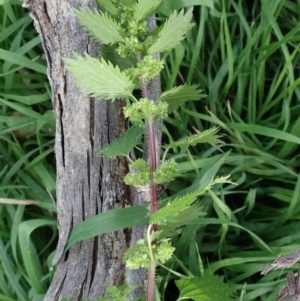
[100,44,135,70]
[134,0,164,21]
[66,205,149,250]
[168,127,224,149]
[18,219,57,294]
[0,48,46,75]
[150,188,204,225]
[75,8,125,45]
[147,8,194,54]
[130,158,148,170]
[123,0,137,5]
[95,0,119,17]
[176,275,236,301]
[152,176,233,225]
[159,204,205,237]
[99,126,144,158]
[102,283,139,301]
[63,53,135,100]
[158,85,206,111]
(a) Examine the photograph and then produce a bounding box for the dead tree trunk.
[22,1,129,300]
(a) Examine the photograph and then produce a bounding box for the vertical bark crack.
[87,150,90,190]
[89,98,95,149]
[57,94,65,168]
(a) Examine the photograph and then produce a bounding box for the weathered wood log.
[276,269,300,301]
[22,1,129,300]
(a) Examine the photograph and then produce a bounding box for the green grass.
[0,1,56,301]
[1,0,300,300]
[159,0,300,300]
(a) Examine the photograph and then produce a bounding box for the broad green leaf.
[75,8,125,45]
[99,126,144,158]
[167,127,224,149]
[64,53,135,100]
[95,0,119,17]
[176,275,236,301]
[148,8,194,54]
[66,205,149,250]
[134,0,164,21]
[158,85,206,111]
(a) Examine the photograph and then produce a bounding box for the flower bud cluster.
[123,238,175,270]
[124,98,168,123]
[124,159,178,186]
[130,56,164,83]
[154,159,177,184]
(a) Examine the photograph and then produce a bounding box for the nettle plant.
[63,0,236,300]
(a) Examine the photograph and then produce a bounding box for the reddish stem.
[138,54,159,301]
[147,119,158,232]
[147,263,156,301]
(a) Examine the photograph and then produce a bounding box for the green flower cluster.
[124,159,178,186]
[123,238,175,270]
[124,168,150,186]
[155,238,175,264]
[124,98,168,123]
[117,4,148,57]
[118,37,144,57]
[119,4,147,38]
[154,159,177,184]
[126,56,164,83]
[123,239,150,269]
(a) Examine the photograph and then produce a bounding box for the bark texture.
[22,1,128,300]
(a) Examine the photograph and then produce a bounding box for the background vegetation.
[1,0,300,300]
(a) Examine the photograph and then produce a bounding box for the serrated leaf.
[99,126,144,158]
[150,188,205,225]
[123,0,137,5]
[64,52,135,100]
[159,205,205,237]
[168,127,224,149]
[148,8,194,54]
[75,8,125,45]
[158,85,206,111]
[130,158,148,170]
[95,0,119,17]
[104,283,138,301]
[101,45,135,70]
[134,0,164,21]
[176,275,236,301]
[152,176,233,225]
